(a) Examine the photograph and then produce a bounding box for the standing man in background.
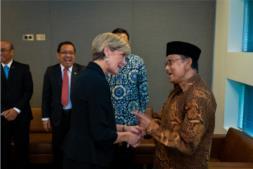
[107,28,149,169]
[1,40,33,169]
[42,41,84,169]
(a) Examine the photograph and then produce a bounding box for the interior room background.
[1,0,216,126]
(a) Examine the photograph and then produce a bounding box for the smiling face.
[104,47,126,75]
[57,44,76,68]
[165,54,191,84]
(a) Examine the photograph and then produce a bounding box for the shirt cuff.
[13,107,21,114]
[146,119,159,135]
[42,118,49,121]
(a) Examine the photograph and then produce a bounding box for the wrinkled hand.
[42,120,51,132]
[126,132,142,148]
[134,111,151,130]
[1,108,18,121]
[125,125,144,136]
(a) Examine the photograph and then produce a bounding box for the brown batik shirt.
[146,74,216,169]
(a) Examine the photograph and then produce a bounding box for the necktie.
[61,68,69,107]
[4,65,9,79]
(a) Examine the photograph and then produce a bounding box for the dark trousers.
[1,117,30,169]
[63,157,109,169]
[52,109,71,169]
[111,143,135,169]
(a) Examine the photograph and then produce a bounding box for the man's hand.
[1,108,18,121]
[42,120,51,132]
[134,111,151,129]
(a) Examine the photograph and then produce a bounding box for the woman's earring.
[104,56,109,62]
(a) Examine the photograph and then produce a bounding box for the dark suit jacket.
[42,63,84,126]
[63,62,117,167]
[1,60,33,121]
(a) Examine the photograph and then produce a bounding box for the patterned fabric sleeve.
[146,89,213,155]
[137,56,149,113]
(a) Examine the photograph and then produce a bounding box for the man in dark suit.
[42,41,84,169]
[1,40,33,169]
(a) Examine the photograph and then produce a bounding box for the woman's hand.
[125,125,143,135]
[126,132,142,148]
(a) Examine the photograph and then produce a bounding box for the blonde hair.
[91,32,131,60]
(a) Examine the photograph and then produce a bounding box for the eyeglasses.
[1,48,12,53]
[59,51,75,55]
[165,58,184,66]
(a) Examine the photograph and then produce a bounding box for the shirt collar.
[60,64,73,73]
[1,59,13,68]
[175,73,201,92]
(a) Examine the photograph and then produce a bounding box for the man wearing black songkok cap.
[135,41,217,169]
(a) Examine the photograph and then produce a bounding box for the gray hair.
[91,32,131,60]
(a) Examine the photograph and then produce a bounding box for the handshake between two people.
[117,111,152,148]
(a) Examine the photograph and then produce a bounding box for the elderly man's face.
[0,41,14,64]
[165,54,189,84]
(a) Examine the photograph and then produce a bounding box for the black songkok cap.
[166,41,201,61]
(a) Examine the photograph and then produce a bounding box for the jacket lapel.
[71,64,78,92]
[1,65,7,82]
[55,64,62,88]
[6,61,16,83]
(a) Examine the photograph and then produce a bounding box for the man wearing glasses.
[135,41,217,169]
[1,40,33,169]
[41,41,84,169]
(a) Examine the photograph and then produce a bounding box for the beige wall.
[212,0,253,134]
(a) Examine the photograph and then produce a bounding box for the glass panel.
[243,84,253,136]
[242,0,253,52]
[224,80,243,129]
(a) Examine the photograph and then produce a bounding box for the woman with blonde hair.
[63,32,142,169]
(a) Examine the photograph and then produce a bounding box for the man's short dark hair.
[57,41,76,53]
[112,28,130,40]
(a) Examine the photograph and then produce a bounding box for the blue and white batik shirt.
[107,54,149,125]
